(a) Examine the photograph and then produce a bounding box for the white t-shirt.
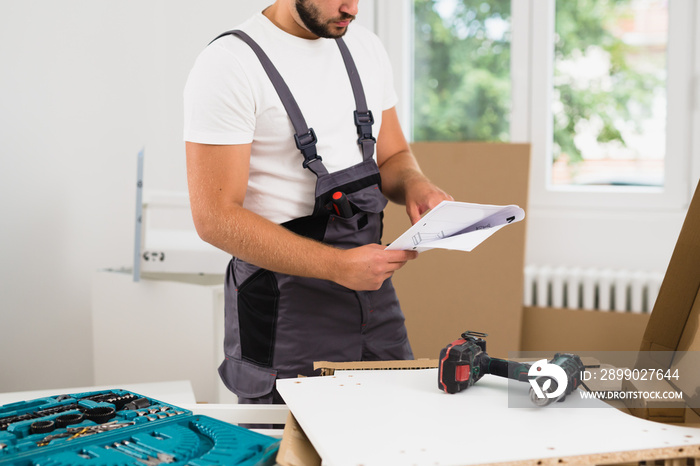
[183,13,398,224]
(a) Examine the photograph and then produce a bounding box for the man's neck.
[262,3,318,40]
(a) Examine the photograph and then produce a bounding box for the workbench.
[276,368,700,465]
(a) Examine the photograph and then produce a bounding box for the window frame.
[378,0,699,213]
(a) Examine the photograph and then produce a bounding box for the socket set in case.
[0,389,279,465]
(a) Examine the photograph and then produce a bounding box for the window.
[551,0,668,188]
[406,0,695,209]
[412,0,512,142]
[527,0,693,209]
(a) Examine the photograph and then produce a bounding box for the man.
[184,0,452,404]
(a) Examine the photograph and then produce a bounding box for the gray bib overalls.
[213,30,414,402]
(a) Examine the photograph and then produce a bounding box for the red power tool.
[438,331,589,406]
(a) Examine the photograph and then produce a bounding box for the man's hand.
[332,244,418,291]
[404,177,454,225]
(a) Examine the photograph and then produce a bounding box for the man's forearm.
[195,202,343,282]
[193,203,417,291]
[377,149,428,205]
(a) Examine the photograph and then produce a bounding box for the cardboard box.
[383,142,530,360]
[276,413,321,466]
[520,306,651,352]
[620,180,700,423]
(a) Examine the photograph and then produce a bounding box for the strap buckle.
[294,128,323,169]
[354,110,376,145]
[294,128,318,152]
[302,155,323,169]
[354,110,374,126]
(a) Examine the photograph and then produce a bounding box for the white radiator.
[523,265,665,313]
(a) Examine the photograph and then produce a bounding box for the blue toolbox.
[0,389,279,465]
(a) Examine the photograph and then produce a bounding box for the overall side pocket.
[237,268,280,367]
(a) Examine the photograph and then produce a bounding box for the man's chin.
[323,24,350,39]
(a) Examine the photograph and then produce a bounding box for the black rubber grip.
[488,358,531,381]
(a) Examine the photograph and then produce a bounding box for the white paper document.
[385,201,525,253]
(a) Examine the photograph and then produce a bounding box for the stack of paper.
[385,201,525,253]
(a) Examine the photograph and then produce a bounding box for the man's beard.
[295,0,355,39]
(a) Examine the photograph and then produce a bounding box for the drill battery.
[438,331,488,394]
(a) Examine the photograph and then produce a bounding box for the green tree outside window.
[413,0,511,142]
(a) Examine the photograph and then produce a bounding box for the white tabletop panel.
[277,368,700,466]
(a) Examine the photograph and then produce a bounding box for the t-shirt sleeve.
[183,41,256,145]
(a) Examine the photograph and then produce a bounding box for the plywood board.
[277,369,700,466]
[383,142,530,360]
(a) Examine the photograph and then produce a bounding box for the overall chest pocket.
[324,182,388,249]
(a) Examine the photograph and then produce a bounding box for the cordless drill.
[438,331,587,406]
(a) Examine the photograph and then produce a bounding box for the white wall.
[0,0,271,393]
[524,208,687,273]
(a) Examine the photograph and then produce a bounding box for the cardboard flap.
[628,180,700,421]
[641,181,700,353]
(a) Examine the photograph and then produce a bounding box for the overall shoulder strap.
[210,30,328,177]
[335,38,376,161]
